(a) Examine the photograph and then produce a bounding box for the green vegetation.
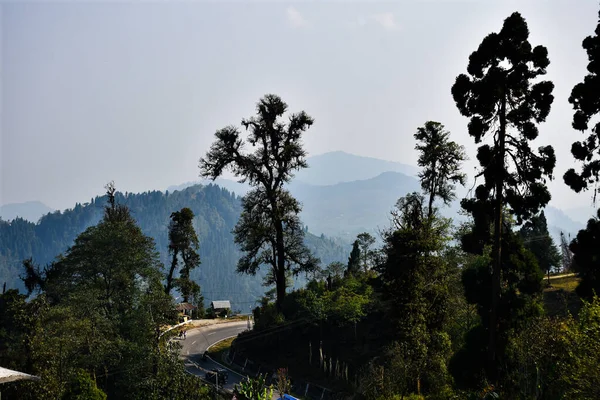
[0,183,349,308]
[1,188,211,399]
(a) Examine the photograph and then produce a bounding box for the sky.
[1,0,599,212]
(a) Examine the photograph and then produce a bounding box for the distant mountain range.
[165,152,593,244]
[4,150,597,255]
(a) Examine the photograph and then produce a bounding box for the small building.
[210,300,231,314]
[176,302,197,322]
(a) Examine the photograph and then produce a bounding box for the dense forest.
[0,184,349,309]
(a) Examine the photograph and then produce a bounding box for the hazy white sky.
[1,0,599,211]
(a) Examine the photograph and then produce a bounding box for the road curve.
[179,321,253,392]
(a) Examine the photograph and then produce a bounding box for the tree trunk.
[165,250,178,296]
[275,219,286,311]
[489,92,507,381]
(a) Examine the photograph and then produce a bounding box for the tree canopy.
[200,94,320,309]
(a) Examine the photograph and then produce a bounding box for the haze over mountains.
[3,152,596,245]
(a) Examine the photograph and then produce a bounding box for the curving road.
[179,321,253,392]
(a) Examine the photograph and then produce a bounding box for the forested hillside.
[0,183,349,308]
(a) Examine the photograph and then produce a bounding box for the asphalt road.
[179,321,255,393]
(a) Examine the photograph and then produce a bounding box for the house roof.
[211,300,231,309]
[175,302,197,311]
[0,367,41,384]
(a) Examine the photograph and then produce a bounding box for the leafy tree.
[356,232,376,272]
[563,10,600,196]
[518,211,561,281]
[10,186,202,400]
[451,12,555,372]
[200,94,319,309]
[165,207,201,304]
[560,296,600,399]
[452,222,544,388]
[569,209,600,299]
[346,240,361,276]
[62,369,107,400]
[414,121,467,218]
[377,193,454,394]
[325,261,345,280]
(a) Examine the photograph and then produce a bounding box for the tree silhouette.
[200,94,319,309]
[451,12,555,377]
[564,10,600,198]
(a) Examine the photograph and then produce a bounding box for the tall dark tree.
[519,211,561,282]
[451,12,555,374]
[356,232,376,272]
[199,94,319,309]
[165,207,201,304]
[347,240,361,276]
[414,121,467,219]
[564,10,600,197]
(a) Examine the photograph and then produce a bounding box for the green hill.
[0,184,349,309]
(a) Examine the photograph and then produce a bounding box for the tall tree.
[347,240,361,276]
[377,193,454,394]
[414,121,467,219]
[563,10,600,197]
[199,94,319,309]
[165,207,201,304]
[356,232,376,272]
[519,211,561,282]
[451,12,555,374]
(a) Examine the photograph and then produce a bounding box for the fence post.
[304,383,310,398]
[320,388,325,400]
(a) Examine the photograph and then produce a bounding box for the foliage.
[452,11,555,377]
[200,94,319,309]
[1,189,209,400]
[276,367,291,399]
[356,232,376,272]
[0,184,347,309]
[62,369,107,400]
[166,207,202,305]
[234,373,274,400]
[451,224,544,388]
[560,296,600,399]
[564,10,600,196]
[519,211,561,279]
[414,121,467,217]
[375,193,455,395]
[347,239,361,276]
[569,208,600,299]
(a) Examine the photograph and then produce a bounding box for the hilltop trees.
[2,185,210,400]
[451,12,555,374]
[165,207,202,305]
[200,94,319,310]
